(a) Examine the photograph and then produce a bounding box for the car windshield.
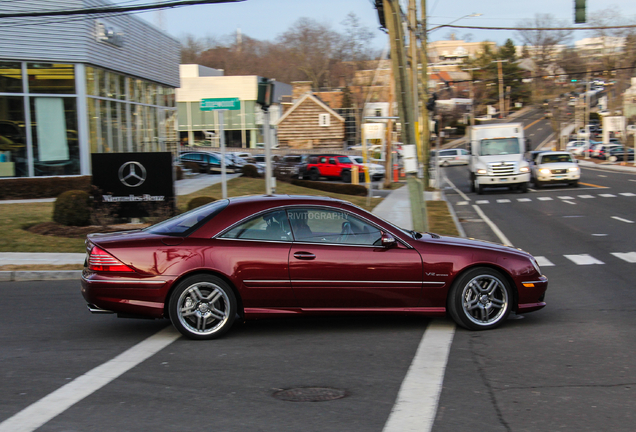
[480,138,520,156]
[144,199,229,236]
[541,154,573,164]
[337,156,353,164]
[352,156,363,164]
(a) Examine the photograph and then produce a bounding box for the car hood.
[537,162,576,169]
[411,233,531,258]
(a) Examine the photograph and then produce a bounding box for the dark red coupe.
[81,195,547,339]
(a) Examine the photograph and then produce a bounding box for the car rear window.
[144,199,229,236]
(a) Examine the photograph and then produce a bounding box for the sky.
[132,0,636,49]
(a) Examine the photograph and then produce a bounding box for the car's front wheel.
[309,169,320,181]
[169,275,237,340]
[448,268,512,330]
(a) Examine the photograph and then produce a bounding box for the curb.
[0,270,82,282]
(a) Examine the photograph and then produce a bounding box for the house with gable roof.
[275,82,345,149]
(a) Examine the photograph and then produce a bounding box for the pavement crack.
[469,335,512,432]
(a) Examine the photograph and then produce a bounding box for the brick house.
[275,82,345,149]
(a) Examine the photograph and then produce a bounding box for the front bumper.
[517,274,548,313]
[475,173,530,186]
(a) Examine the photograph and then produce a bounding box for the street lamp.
[427,13,482,33]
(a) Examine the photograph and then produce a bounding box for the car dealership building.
[0,0,180,178]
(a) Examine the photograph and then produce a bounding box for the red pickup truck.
[304,154,358,182]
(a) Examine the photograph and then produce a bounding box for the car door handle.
[293,252,316,260]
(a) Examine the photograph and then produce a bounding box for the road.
[436,159,636,431]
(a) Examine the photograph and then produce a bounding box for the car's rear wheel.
[448,267,512,330]
[169,275,237,340]
[309,169,320,181]
[341,170,351,183]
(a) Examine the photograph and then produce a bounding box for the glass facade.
[0,60,176,178]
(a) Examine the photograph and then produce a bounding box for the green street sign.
[200,97,241,111]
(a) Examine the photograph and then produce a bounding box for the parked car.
[530,151,580,188]
[351,156,386,180]
[565,140,587,155]
[81,195,548,339]
[436,148,470,166]
[305,154,359,182]
[592,143,622,159]
[274,154,308,179]
[605,147,634,162]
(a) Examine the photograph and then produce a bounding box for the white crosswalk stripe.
[564,254,605,265]
[457,192,633,205]
[456,201,469,206]
[578,195,595,198]
[558,196,575,200]
[612,252,636,263]
[537,197,553,201]
[535,256,555,267]
[619,192,635,197]
[475,200,489,204]
[517,198,531,202]
[599,193,616,197]
[497,199,511,203]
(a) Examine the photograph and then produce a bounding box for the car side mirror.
[381,232,397,248]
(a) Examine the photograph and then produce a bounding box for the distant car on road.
[436,148,469,166]
[530,151,580,188]
[351,156,385,180]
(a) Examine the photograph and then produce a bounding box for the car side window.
[287,208,382,246]
[319,157,327,163]
[219,210,292,242]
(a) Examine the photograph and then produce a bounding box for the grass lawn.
[0,178,459,254]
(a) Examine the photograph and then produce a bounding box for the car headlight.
[539,168,551,175]
[568,166,579,172]
[476,168,487,175]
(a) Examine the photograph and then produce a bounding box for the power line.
[432,23,636,32]
[0,0,243,19]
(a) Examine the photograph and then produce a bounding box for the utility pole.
[493,59,508,118]
[419,0,430,194]
[383,0,426,232]
[462,67,479,127]
[584,66,591,159]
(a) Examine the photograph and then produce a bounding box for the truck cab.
[468,123,530,194]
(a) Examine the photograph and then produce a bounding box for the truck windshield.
[480,138,520,156]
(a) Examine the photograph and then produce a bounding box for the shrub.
[0,176,91,200]
[291,179,368,196]
[53,190,92,227]
[242,164,261,178]
[187,196,217,211]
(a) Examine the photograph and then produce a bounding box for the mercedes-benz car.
[81,195,548,340]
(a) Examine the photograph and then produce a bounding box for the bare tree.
[515,14,572,73]
[278,18,341,89]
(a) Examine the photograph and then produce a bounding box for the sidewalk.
[0,184,447,281]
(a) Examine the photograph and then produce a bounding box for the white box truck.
[468,123,530,194]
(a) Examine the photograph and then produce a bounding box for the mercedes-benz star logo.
[118,161,147,188]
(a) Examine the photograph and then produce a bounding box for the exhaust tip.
[87,304,114,314]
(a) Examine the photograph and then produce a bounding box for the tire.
[571,180,579,187]
[340,170,351,183]
[442,160,449,167]
[519,182,528,193]
[309,169,320,181]
[448,267,512,330]
[168,275,237,340]
[477,184,484,195]
[535,180,543,189]
[469,176,475,193]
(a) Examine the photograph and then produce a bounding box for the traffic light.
[257,78,274,109]
[574,0,586,24]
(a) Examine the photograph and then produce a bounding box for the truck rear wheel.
[519,182,528,193]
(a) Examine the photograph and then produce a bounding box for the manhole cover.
[273,387,347,402]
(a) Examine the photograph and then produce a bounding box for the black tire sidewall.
[168,274,237,340]
[448,267,512,331]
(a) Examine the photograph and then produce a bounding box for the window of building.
[319,113,330,127]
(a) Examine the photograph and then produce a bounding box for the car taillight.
[88,246,134,272]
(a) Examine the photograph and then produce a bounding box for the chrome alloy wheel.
[176,282,230,336]
[461,274,509,326]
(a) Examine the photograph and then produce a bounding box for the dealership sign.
[91,153,174,218]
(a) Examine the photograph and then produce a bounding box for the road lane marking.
[578,195,595,198]
[445,178,470,201]
[475,200,489,204]
[612,252,636,263]
[558,196,575,200]
[456,201,469,206]
[0,326,180,432]
[517,198,531,202]
[535,256,555,267]
[592,234,608,236]
[472,205,513,246]
[579,182,607,188]
[599,193,616,197]
[564,254,604,265]
[619,192,635,196]
[496,199,511,203]
[611,216,634,224]
[383,320,455,432]
[537,197,553,201]
[524,118,543,129]
[563,200,576,205]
